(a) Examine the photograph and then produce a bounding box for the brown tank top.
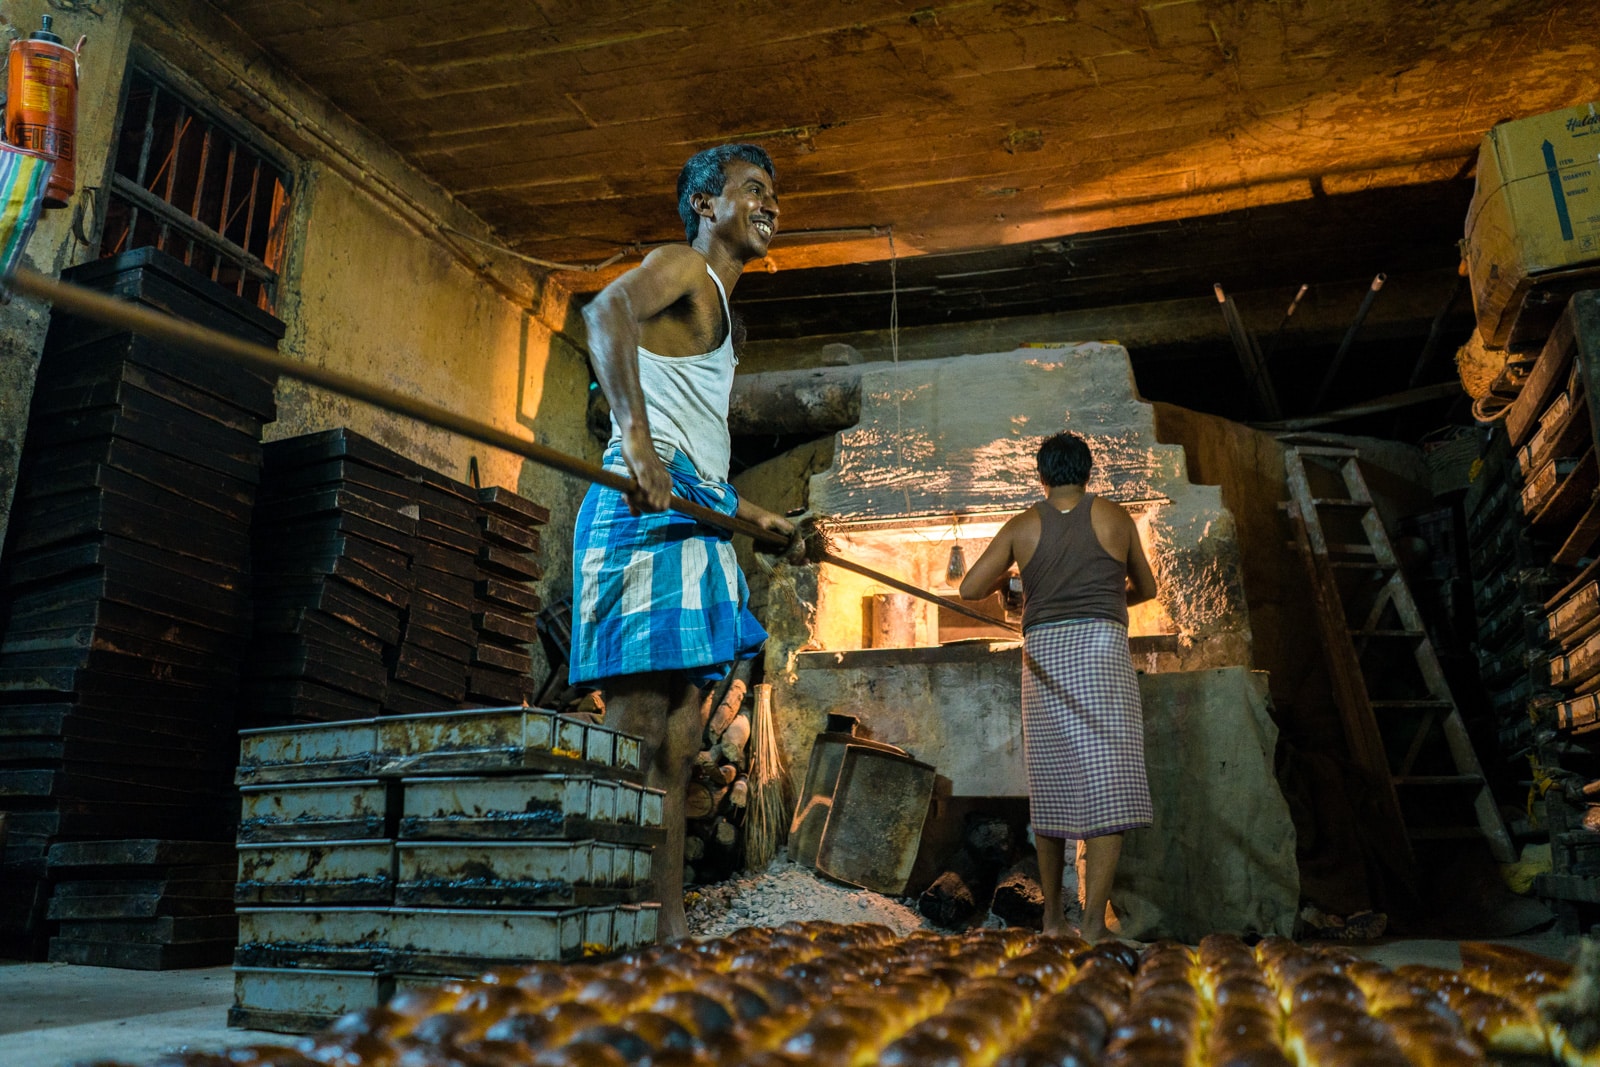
[1020,495,1130,631]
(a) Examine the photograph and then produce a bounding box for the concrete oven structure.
[749,342,1299,940]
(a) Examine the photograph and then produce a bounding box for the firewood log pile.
[919,814,1034,928]
[126,924,1598,1067]
[562,662,776,890]
[684,671,753,887]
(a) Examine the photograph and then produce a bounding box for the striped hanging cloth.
[0,143,53,280]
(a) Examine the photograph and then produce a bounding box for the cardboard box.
[1465,101,1600,349]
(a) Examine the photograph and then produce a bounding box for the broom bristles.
[744,682,793,870]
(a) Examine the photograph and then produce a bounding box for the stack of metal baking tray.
[467,486,547,706]
[246,429,550,723]
[383,466,479,716]
[44,838,238,969]
[230,708,662,1033]
[248,429,421,726]
[0,248,280,955]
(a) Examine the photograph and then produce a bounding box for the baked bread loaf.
[112,923,1594,1067]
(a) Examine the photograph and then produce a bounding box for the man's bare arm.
[735,496,794,537]
[1125,515,1158,606]
[735,496,801,562]
[959,517,1020,601]
[583,245,706,513]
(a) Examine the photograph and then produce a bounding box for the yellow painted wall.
[0,1,134,546]
[267,163,596,684]
[0,0,597,689]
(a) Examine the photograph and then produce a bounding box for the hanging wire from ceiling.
[441,224,896,275]
[887,225,914,516]
[438,226,636,273]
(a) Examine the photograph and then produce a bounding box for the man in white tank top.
[577,143,798,941]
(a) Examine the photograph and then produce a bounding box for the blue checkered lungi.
[1022,617,1152,840]
[568,445,767,689]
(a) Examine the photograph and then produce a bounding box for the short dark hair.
[1037,431,1092,487]
[677,144,776,242]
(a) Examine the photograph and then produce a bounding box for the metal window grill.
[100,67,293,312]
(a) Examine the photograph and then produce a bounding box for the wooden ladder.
[1283,445,1515,873]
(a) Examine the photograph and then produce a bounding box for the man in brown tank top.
[959,431,1158,940]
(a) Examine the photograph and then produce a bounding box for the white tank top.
[609,262,736,481]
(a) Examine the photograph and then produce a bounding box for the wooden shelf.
[1530,447,1597,531]
[1467,293,1600,929]
[1517,382,1590,483]
[1505,310,1580,448]
[1547,552,1600,612]
[1555,498,1600,567]
[1535,872,1600,904]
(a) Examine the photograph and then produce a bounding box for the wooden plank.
[1554,500,1600,567]
[1529,448,1598,530]
[1496,297,1575,448]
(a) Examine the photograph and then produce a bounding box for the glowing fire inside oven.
[811,507,1174,651]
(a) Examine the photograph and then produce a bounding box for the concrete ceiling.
[203,0,1597,277]
[187,1,1598,429]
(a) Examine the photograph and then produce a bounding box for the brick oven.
[748,342,1298,939]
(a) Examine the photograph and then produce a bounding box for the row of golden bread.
[119,922,1596,1067]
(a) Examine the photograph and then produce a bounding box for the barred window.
[100,66,293,312]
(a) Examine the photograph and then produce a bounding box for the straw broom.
[743,682,793,870]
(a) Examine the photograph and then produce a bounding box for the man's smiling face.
[706,159,780,259]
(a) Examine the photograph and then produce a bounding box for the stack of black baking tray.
[248,429,421,726]
[382,468,479,715]
[46,838,238,969]
[0,247,280,953]
[245,428,555,725]
[467,486,547,706]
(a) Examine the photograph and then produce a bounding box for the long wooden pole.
[4,267,1017,633]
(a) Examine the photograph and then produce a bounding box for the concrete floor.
[0,931,1584,1067]
[0,961,278,1067]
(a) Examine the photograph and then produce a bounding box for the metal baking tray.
[236,719,377,785]
[396,774,665,845]
[238,780,389,843]
[234,906,390,970]
[230,965,390,1034]
[394,840,650,907]
[399,774,586,838]
[1551,628,1600,688]
[372,707,560,775]
[386,906,587,971]
[1549,581,1600,646]
[234,840,394,905]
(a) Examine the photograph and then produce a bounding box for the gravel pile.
[685,853,932,938]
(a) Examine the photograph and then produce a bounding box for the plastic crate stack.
[0,249,278,955]
[1466,290,1600,933]
[229,706,663,1034]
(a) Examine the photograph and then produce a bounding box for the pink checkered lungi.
[1022,617,1152,840]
